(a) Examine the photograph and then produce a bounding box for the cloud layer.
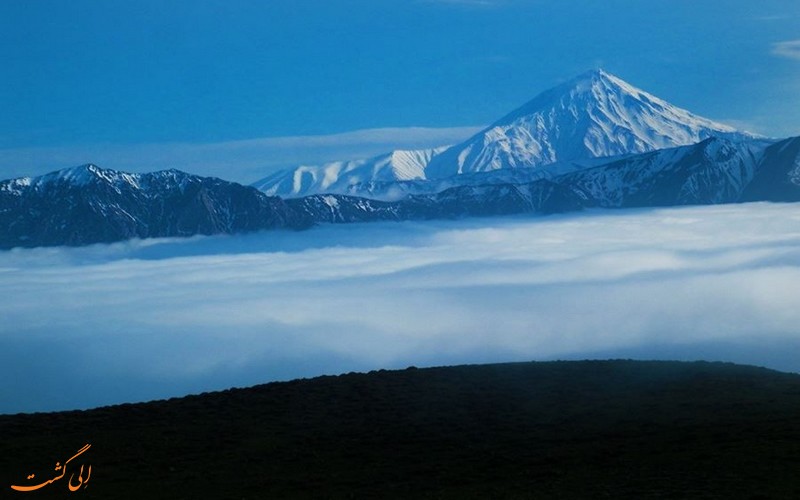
[772,39,800,60]
[2,203,800,413]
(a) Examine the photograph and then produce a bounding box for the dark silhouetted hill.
[1,360,799,498]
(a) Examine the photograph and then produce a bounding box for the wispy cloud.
[422,0,503,7]
[2,203,800,413]
[753,14,793,22]
[772,39,800,61]
[712,118,765,136]
[0,126,483,184]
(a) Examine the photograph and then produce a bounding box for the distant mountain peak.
[61,162,101,176]
[568,67,645,94]
[256,70,756,198]
[30,163,140,189]
[0,166,314,249]
[423,70,752,179]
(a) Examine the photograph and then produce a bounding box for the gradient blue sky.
[1,0,799,180]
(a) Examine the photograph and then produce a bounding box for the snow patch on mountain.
[252,147,446,198]
[13,164,146,191]
[789,158,800,186]
[563,137,768,207]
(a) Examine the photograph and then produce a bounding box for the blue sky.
[1,0,799,181]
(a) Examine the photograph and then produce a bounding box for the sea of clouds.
[2,202,800,413]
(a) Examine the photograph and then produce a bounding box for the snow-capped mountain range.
[2,69,798,250]
[294,136,797,224]
[2,134,798,249]
[256,69,756,199]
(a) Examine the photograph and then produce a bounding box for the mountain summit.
[424,69,753,179]
[256,69,755,198]
[253,69,754,197]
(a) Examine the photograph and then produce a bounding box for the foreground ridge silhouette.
[1,360,799,499]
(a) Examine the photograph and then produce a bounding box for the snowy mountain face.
[562,137,770,208]
[304,157,604,202]
[289,136,784,224]
[285,179,582,225]
[741,136,800,202]
[252,147,445,198]
[424,69,753,179]
[255,69,755,199]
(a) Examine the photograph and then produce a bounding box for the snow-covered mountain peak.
[41,163,143,189]
[52,163,102,184]
[424,70,753,179]
[502,69,734,130]
[2,165,203,195]
[564,68,657,101]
